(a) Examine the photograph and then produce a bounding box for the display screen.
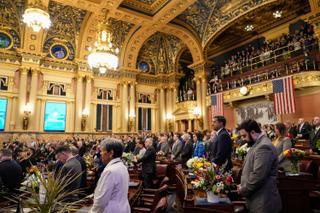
[44,102,66,131]
[0,98,7,131]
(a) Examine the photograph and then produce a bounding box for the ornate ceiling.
[0,0,316,76]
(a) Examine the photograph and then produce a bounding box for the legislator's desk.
[277,172,315,213]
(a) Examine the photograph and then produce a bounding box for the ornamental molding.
[207,71,320,105]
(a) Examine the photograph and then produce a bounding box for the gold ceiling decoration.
[120,0,171,16]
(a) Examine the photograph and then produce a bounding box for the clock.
[240,86,249,96]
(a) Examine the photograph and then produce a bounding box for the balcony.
[208,42,320,95]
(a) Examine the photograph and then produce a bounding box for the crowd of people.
[208,22,318,94]
[0,115,319,212]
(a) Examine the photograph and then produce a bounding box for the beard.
[246,134,255,147]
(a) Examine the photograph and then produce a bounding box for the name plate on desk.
[195,197,231,206]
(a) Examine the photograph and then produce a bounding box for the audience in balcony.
[208,23,318,95]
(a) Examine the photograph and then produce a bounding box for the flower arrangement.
[235,143,250,159]
[186,157,212,170]
[316,139,320,151]
[122,152,134,167]
[191,167,234,195]
[283,148,305,175]
[283,148,305,161]
[83,154,94,171]
[25,166,41,188]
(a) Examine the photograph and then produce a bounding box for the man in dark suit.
[296,118,312,140]
[210,115,233,171]
[0,149,23,193]
[310,116,320,151]
[238,119,282,213]
[136,138,156,188]
[124,136,136,153]
[55,145,82,201]
[70,146,87,190]
[180,133,193,166]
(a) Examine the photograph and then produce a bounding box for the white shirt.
[90,158,130,213]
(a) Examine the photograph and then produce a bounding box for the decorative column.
[35,98,41,131]
[91,102,97,132]
[122,82,129,132]
[196,78,202,130]
[201,78,208,130]
[5,96,12,131]
[159,88,165,131]
[129,83,135,132]
[16,68,28,130]
[10,96,17,130]
[29,69,38,131]
[188,119,192,132]
[84,76,92,131]
[75,75,83,132]
[151,108,156,132]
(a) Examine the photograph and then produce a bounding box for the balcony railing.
[208,41,320,95]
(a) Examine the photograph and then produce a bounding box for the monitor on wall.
[0,98,7,131]
[44,102,66,132]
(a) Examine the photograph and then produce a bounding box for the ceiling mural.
[109,17,134,50]
[137,32,186,74]
[43,1,87,61]
[0,0,25,49]
[174,0,284,47]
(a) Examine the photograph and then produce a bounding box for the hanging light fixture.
[22,0,51,32]
[87,10,119,74]
[273,10,282,18]
[245,24,254,32]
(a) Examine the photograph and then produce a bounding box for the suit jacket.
[75,155,87,189]
[310,127,320,150]
[240,135,282,213]
[60,157,82,200]
[274,137,292,172]
[90,158,130,213]
[212,128,233,171]
[0,159,23,192]
[180,141,193,164]
[138,146,156,175]
[124,140,136,153]
[297,122,311,139]
[159,142,171,156]
[172,140,183,160]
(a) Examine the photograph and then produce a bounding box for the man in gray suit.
[157,135,171,157]
[238,119,282,213]
[171,133,183,161]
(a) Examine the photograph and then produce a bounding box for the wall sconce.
[193,107,203,129]
[22,103,32,130]
[128,112,136,132]
[81,108,89,131]
[166,113,173,132]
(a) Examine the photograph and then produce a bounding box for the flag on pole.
[211,93,224,119]
[272,76,296,115]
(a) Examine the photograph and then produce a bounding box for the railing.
[208,41,320,95]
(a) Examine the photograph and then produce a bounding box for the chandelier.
[245,24,254,32]
[22,0,51,32]
[88,11,119,74]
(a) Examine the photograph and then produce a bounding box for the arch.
[121,22,204,70]
[203,0,278,57]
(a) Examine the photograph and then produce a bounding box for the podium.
[277,172,315,213]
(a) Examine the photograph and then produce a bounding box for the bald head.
[145,138,153,148]
[314,116,320,127]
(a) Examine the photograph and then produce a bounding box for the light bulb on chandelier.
[87,10,119,74]
[22,1,51,32]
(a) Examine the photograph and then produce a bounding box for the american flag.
[211,93,224,119]
[272,76,296,115]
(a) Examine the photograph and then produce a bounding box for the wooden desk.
[277,172,316,213]
[128,180,142,206]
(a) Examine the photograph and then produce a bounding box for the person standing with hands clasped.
[238,119,282,213]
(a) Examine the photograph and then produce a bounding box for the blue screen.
[0,99,7,131]
[44,102,66,131]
